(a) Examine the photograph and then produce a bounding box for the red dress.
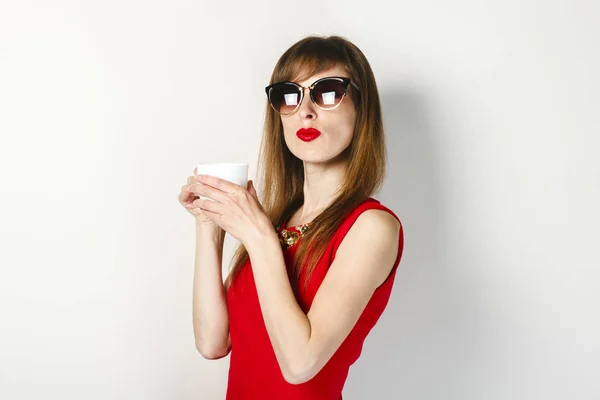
[225,197,404,400]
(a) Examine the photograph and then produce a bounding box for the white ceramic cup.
[195,163,249,201]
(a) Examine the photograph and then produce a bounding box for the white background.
[1,1,599,399]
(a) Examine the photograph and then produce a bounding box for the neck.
[293,159,347,223]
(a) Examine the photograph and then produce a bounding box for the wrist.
[196,220,224,240]
[246,229,280,256]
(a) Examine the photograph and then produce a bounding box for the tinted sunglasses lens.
[269,83,301,114]
[312,79,346,109]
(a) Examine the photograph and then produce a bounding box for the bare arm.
[246,210,401,383]
[192,221,231,359]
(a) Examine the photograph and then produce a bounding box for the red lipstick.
[296,128,321,142]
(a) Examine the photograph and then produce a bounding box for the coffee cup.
[195,163,249,201]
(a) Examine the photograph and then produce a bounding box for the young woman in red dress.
[178,34,405,399]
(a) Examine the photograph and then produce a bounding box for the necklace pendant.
[276,222,311,250]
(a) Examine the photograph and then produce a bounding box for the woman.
[178,35,404,400]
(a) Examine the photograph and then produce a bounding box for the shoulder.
[349,208,402,260]
[334,207,402,287]
[353,207,401,235]
[336,204,403,250]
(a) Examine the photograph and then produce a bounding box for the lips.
[296,127,321,142]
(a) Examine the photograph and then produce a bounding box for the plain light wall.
[1,1,599,399]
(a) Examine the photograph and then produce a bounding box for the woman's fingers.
[180,177,199,207]
[189,183,230,204]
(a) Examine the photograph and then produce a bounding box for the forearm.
[246,236,313,379]
[192,221,230,358]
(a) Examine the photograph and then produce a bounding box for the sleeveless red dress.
[225,197,404,400]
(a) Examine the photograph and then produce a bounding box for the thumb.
[248,180,258,198]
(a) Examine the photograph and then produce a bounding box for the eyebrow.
[295,75,349,86]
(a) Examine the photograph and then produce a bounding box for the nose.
[297,87,316,120]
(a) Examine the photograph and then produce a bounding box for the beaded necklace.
[275,221,312,250]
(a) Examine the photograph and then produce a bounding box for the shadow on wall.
[344,89,483,399]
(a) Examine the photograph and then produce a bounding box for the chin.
[285,136,352,164]
[292,150,348,165]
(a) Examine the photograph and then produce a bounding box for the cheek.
[281,124,294,144]
[340,112,357,141]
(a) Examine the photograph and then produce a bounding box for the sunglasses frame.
[265,76,360,115]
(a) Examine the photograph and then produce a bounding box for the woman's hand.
[178,169,220,228]
[187,175,276,247]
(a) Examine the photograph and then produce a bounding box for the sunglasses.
[265,76,360,115]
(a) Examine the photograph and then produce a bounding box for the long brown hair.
[224,35,387,298]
